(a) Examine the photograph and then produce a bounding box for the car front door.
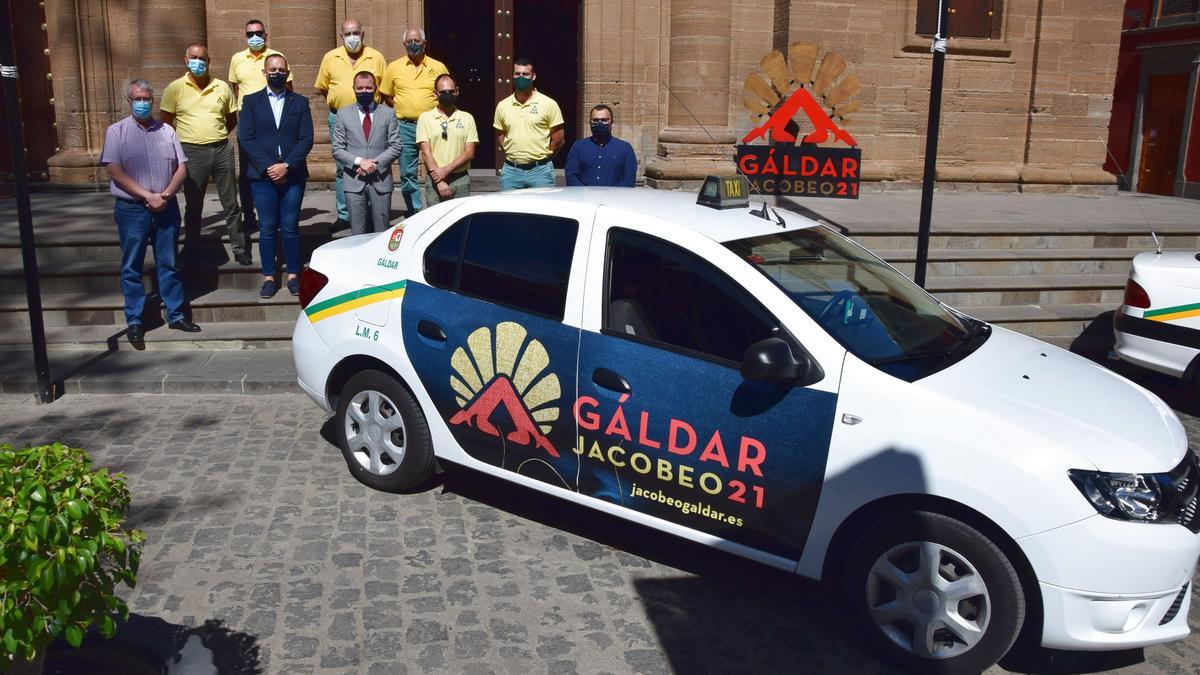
[573,225,842,562]
[400,207,589,488]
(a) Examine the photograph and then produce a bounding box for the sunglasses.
[245,30,265,37]
[440,121,448,140]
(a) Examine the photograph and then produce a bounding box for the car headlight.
[1069,455,1200,527]
[1069,470,1167,521]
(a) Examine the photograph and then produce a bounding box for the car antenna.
[661,79,786,227]
[1098,137,1159,254]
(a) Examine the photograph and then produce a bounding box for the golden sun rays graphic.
[448,323,561,450]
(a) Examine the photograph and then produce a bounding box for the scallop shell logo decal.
[448,322,561,457]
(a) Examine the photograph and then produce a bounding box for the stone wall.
[43,0,1124,190]
[771,0,1122,188]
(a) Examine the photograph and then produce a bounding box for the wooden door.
[0,0,56,196]
[427,1,502,169]
[427,0,579,170]
[1138,73,1190,195]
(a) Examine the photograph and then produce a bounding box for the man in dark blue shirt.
[565,104,637,187]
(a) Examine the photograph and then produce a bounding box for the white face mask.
[343,35,362,52]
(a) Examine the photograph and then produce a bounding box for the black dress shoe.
[331,218,351,232]
[234,251,253,266]
[127,324,145,350]
[168,319,201,332]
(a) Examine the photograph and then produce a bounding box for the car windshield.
[724,227,989,381]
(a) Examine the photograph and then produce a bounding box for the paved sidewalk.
[0,385,1197,674]
[0,348,299,396]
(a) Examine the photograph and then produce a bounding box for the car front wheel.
[843,511,1025,675]
[336,370,434,492]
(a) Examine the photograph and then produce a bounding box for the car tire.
[336,370,434,492]
[842,511,1025,675]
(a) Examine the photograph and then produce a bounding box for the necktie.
[362,108,372,140]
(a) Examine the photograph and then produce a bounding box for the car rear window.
[423,212,578,320]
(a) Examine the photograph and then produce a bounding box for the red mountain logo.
[741,88,857,147]
[450,377,558,456]
[447,322,562,458]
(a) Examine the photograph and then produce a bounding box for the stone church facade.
[33,0,1123,191]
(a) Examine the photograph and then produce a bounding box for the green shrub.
[0,443,144,664]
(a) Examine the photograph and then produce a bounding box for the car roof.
[469,186,821,243]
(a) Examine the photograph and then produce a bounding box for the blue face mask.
[131,100,153,119]
[247,35,266,51]
[187,59,207,77]
[405,41,423,56]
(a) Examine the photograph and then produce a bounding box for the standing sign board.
[737,43,862,199]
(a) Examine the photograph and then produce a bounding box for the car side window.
[424,216,468,290]
[422,212,578,320]
[605,229,779,364]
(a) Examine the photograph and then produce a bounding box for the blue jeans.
[114,198,186,326]
[397,119,423,214]
[327,112,349,221]
[499,161,555,191]
[252,179,305,278]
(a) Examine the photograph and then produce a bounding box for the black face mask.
[266,72,288,90]
[356,91,375,108]
[591,122,612,140]
[437,92,457,107]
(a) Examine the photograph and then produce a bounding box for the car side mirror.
[740,337,824,386]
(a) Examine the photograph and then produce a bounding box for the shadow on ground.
[44,614,260,674]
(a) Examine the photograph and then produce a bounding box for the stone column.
[138,0,207,91]
[645,0,738,188]
[272,1,337,181]
[44,0,124,184]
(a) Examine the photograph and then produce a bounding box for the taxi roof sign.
[697,175,751,210]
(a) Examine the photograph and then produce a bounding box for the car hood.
[917,326,1188,472]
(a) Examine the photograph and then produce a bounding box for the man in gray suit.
[331,71,402,234]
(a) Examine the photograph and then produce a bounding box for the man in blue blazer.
[238,54,314,298]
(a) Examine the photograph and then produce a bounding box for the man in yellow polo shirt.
[416,74,478,205]
[314,17,386,230]
[494,58,565,191]
[228,18,292,258]
[381,27,448,216]
[161,42,245,265]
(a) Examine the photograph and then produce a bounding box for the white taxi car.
[293,183,1200,674]
[1115,248,1200,393]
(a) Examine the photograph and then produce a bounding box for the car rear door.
[400,200,593,488]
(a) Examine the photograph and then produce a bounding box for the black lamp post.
[0,0,52,403]
[914,0,951,289]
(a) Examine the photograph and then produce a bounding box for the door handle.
[592,368,630,394]
[417,320,447,341]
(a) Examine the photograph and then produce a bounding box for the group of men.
[99,17,638,350]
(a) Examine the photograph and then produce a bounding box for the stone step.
[875,248,1146,262]
[890,259,1132,278]
[926,273,1128,291]
[0,289,302,327]
[0,304,1106,350]
[0,256,276,294]
[925,274,1128,309]
[850,232,1194,252]
[0,320,295,349]
[965,303,1114,340]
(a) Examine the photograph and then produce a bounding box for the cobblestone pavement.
[1,368,1200,674]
